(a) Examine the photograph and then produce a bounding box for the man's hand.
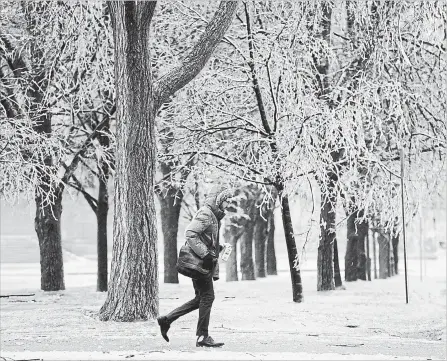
[202,253,215,270]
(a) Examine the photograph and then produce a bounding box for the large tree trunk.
[35,190,65,291]
[96,118,110,292]
[223,223,239,282]
[157,187,183,284]
[278,189,303,302]
[266,206,277,276]
[377,230,390,279]
[99,2,158,321]
[333,239,342,288]
[253,210,267,278]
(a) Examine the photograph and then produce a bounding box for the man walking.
[157,186,234,348]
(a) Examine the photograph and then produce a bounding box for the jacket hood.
[204,186,233,220]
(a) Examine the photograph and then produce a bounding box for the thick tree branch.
[153,1,238,111]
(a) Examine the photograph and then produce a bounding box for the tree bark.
[35,190,65,291]
[333,239,342,287]
[157,186,183,284]
[278,189,303,302]
[253,209,268,278]
[266,206,277,276]
[377,230,390,279]
[99,1,158,322]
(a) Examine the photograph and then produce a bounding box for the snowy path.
[1,253,445,361]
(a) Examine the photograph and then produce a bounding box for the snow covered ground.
[0,247,445,361]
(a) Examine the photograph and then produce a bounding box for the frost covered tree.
[0,1,114,291]
[157,0,445,301]
[98,0,238,322]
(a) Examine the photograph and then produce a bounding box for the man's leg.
[157,280,200,342]
[165,281,200,324]
[195,277,214,337]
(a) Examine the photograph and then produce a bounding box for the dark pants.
[165,277,214,337]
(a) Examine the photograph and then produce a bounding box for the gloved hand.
[202,253,215,270]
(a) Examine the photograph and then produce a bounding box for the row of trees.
[1,0,445,321]
[159,0,446,298]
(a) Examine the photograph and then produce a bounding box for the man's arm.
[185,210,212,259]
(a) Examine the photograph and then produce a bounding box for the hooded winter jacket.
[184,186,233,280]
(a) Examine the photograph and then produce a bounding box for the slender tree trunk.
[377,230,390,279]
[157,187,183,284]
[345,211,358,282]
[35,190,65,291]
[392,232,399,275]
[96,118,110,292]
[253,211,267,278]
[266,207,277,276]
[317,184,336,291]
[99,1,158,321]
[96,175,109,292]
[333,239,343,287]
[223,224,239,282]
[278,189,303,302]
